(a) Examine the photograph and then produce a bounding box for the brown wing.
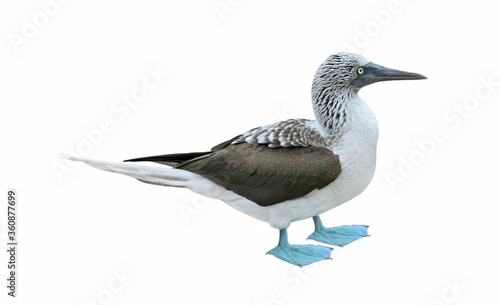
[125,130,341,206]
[176,143,340,206]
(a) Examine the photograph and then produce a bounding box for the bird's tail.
[59,155,197,187]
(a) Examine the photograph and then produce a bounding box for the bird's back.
[125,119,342,207]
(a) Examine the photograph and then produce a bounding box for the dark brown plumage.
[125,138,341,206]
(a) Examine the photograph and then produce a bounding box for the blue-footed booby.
[64,53,426,266]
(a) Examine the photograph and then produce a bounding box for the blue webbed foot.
[307,216,368,247]
[267,229,332,267]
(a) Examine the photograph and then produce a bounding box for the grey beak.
[352,62,427,88]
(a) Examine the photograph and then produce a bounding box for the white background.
[1,1,499,304]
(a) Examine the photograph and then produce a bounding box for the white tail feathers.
[58,155,197,187]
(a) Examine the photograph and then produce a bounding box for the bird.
[63,52,426,267]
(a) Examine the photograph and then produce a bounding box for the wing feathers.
[122,119,340,206]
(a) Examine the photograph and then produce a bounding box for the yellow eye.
[357,67,364,74]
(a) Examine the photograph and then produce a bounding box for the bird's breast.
[332,102,379,202]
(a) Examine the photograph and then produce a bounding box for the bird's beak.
[352,62,427,88]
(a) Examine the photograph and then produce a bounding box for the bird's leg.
[267,228,332,267]
[307,215,369,247]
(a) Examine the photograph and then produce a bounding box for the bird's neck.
[312,92,379,154]
[312,88,358,136]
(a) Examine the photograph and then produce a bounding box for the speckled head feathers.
[312,53,370,101]
[311,53,370,133]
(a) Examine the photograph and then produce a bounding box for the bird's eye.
[357,67,364,74]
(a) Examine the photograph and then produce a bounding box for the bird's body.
[182,97,378,229]
[66,52,425,266]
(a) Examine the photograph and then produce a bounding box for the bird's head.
[311,52,426,132]
[312,52,426,98]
